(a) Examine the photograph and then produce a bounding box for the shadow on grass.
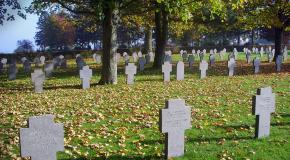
[188,135,253,143]
[60,154,162,160]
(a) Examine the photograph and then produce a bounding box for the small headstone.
[188,54,194,69]
[246,50,251,63]
[80,65,92,89]
[138,51,143,57]
[40,56,45,65]
[252,87,275,138]
[159,99,191,159]
[34,57,41,67]
[162,62,172,82]
[44,62,54,77]
[8,62,18,80]
[199,60,208,79]
[31,69,45,93]
[23,60,31,73]
[176,61,184,81]
[253,57,261,74]
[209,54,215,66]
[20,114,64,160]
[228,58,236,76]
[275,55,282,72]
[138,57,146,71]
[260,47,264,57]
[125,63,137,85]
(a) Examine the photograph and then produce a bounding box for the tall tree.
[234,0,290,60]
[0,0,25,25]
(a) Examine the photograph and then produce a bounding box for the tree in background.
[14,39,34,53]
[0,0,25,25]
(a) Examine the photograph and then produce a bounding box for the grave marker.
[159,99,191,159]
[138,57,146,71]
[162,62,172,82]
[228,58,236,76]
[199,60,208,79]
[31,69,45,93]
[252,87,275,138]
[20,114,64,160]
[80,66,92,89]
[253,57,261,74]
[176,61,184,81]
[125,63,137,85]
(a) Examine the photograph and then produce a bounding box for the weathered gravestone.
[20,114,64,160]
[23,60,31,73]
[228,58,236,76]
[80,65,92,89]
[44,62,54,77]
[199,60,208,79]
[40,56,45,65]
[159,99,191,159]
[132,52,138,62]
[176,61,184,81]
[31,69,45,93]
[209,54,215,66]
[8,62,18,80]
[125,63,137,85]
[138,51,143,58]
[252,87,275,138]
[93,54,102,64]
[138,57,146,71]
[275,55,282,72]
[267,49,273,63]
[162,62,172,82]
[188,54,194,69]
[34,57,41,67]
[76,56,86,70]
[253,57,261,74]
[246,50,251,63]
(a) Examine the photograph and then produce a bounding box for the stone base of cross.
[252,87,275,138]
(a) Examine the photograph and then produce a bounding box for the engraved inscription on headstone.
[159,99,191,159]
[252,87,275,138]
[20,114,64,160]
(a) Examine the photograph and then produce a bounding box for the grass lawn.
[0,53,289,160]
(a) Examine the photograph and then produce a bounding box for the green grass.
[0,52,289,160]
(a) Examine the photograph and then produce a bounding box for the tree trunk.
[99,1,118,85]
[273,27,283,61]
[144,26,153,55]
[153,3,168,69]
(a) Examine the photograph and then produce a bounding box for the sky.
[0,1,39,53]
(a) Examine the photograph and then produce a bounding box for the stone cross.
[162,62,172,82]
[31,69,45,93]
[176,61,184,81]
[253,58,261,74]
[275,55,282,72]
[228,58,236,76]
[159,99,191,159]
[80,65,92,89]
[138,57,146,71]
[252,87,275,138]
[199,60,208,79]
[20,114,64,160]
[188,54,194,69]
[125,63,137,85]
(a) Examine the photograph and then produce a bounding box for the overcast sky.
[0,1,38,53]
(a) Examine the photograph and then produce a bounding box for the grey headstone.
[199,60,208,79]
[40,56,45,65]
[23,60,31,73]
[176,61,184,81]
[20,115,64,160]
[94,54,102,64]
[132,52,138,62]
[188,54,194,69]
[209,54,215,66]
[246,51,251,64]
[8,62,18,80]
[253,58,261,74]
[125,63,137,85]
[159,99,191,159]
[228,58,236,76]
[138,57,146,71]
[162,62,172,82]
[275,55,282,72]
[31,69,45,93]
[267,51,273,63]
[34,57,41,67]
[252,87,275,138]
[44,63,54,77]
[80,65,92,89]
